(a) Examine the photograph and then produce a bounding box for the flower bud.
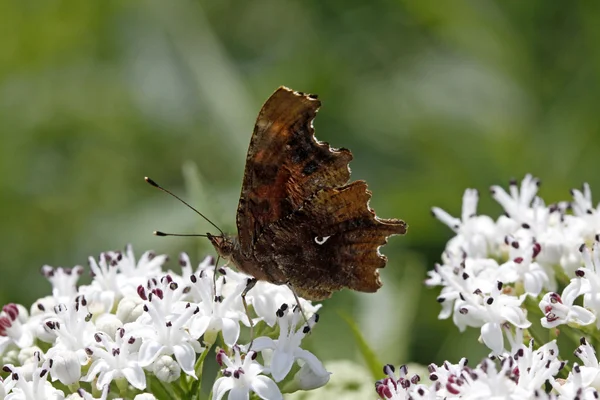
[50,350,82,385]
[152,355,181,383]
[94,314,123,339]
[285,360,330,392]
[116,296,144,323]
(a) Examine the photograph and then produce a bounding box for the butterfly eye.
[314,236,331,245]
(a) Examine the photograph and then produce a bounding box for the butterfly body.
[210,87,407,300]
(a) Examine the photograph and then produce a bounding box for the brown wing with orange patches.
[236,87,353,254]
[254,181,407,300]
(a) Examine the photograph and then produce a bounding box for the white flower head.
[3,359,65,400]
[539,279,595,328]
[0,303,34,354]
[187,267,248,347]
[451,279,530,354]
[40,265,84,305]
[490,175,541,227]
[571,337,600,390]
[136,296,202,378]
[431,188,497,259]
[578,241,600,328]
[251,303,325,383]
[212,347,282,400]
[496,237,553,296]
[82,329,146,390]
[114,245,167,298]
[375,364,430,399]
[551,363,600,399]
[249,281,321,327]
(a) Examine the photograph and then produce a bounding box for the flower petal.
[212,377,234,400]
[270,347,295,382]
[122,365,147,390]
[570,306,596,326]
[249,337,276,353]
[189,316,211,339]
[252,375,283,400]
[293,349,328,377]
[228,386,250,400]
[290,350,330,390]
[173,342,198,378]
[481,322,504,354]
[138,340,166,367]
[221,318,240,347]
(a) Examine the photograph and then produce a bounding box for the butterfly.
[206,87,407,300]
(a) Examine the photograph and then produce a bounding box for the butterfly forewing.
[236,87,353,255]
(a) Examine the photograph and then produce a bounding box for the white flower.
[249,281,321,327]
[431,188,497,259]
[43,299,96,382]
[136,298,202,378]
[212,348,282,400]
[550,363,600,399]
[431,248,530,355]
[43,299,96,355]
[114,245,167,297]
[133,394,157,400]
[40,265,84,305]
[178,253,214,280]
[490,175,541,226]
[375,364,430,399]
[187,268,248,347]
[426,355,558,399]
[453,280,530,354]
[3,360,65,400]
[428,253,500,321]
[285,359,331,391]
[511,338,564,393]
[0,303,34,354]
[69,385,109,400]
[496,238,552,296]
[251,304,325,382]
[578,241,600,328]
[82,329,146,390]
[78,253,119,317]
[568,337,600,390]
[539,279,595,328]
[48,350,85,386]
[570,183,600,243]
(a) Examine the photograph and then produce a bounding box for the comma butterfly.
[207,87,407,300]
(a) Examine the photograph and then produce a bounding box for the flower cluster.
[0,246,329,399]
[375,175,600,399]
[376,333,600,399]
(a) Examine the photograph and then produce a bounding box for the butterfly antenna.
[153,231,209,238]
[145,177,224,236]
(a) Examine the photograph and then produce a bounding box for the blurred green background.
[2,0,600,372]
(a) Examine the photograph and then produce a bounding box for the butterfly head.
[207,233,237,260]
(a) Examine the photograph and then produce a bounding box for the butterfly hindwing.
[254,181,407,300]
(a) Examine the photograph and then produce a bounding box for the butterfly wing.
[253,181,407,300]
[237,87,353,254]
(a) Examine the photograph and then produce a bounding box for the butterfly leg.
[286,282,311,333]
[242,278,258,350]
[213,255,221,297]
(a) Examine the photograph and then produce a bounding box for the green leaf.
[338,311,384,381]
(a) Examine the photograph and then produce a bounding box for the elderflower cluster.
[375,175,600,399]
[0,246,329,399]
